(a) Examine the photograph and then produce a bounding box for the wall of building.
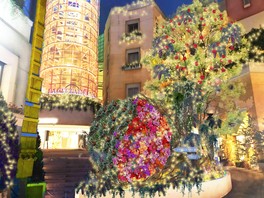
[0,0,33,106]
[103,2,165,103]
[248,63,264,130]
[225,0,264,21]
[239,11,264,32]
[224,0,264,130]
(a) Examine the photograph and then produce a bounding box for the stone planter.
[75,172,232,198]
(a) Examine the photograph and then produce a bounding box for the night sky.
[99,0,193,34]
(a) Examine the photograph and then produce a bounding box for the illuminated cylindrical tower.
[41,0,99,98]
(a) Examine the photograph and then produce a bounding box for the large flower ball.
[113,99,172,183]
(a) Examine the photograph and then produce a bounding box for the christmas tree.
[235,113,258,168]
[31,133,45,182]
[79,0,249,197]
[0,92,19,191]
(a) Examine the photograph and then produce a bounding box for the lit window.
[126,48,140,65]
[126,19,140,34]
[126,83,140,98]
[0,61,5,87]
[53,5,58,13]
[243,0,251,8]
[68,1,79,8]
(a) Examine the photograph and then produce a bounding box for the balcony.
[121,63,142,71]
[119,31,143,44]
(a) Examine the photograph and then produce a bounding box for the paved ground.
[224,166,264,198]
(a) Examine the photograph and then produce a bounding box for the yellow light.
[40,0,99,98]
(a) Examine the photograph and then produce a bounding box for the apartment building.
[103,0,165,104]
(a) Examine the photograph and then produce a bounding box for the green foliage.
[254,130,264,160]
[0,92,19,190]
[245,27,264,62]
[235,114,258,168]
[30,133,45,183]
[40,94,101,113]
[88,99,136,174]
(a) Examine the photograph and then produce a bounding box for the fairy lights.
[0,92,19,190]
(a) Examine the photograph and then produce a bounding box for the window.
[126,19,140,34]
[126,48,140,65]
[126,83,140,98]
[68,1,79,8]
[243,0,251,8]
[0,61,5,87]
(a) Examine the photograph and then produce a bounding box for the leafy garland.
[245,28,264,62]
[40,94,101,113]
[119,30,145,45]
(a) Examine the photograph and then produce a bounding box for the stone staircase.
[43,149,92,198]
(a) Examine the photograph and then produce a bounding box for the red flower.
[195,61,199,66]
[171,39,175,43]
[193,43,198,48]
[210,66,214,70]
[212,9,216,13]
[200,75,205,80]
[175,65,180,69]
[183,56,187,61]
[221,67,226,72]
[174,55,179,60]
[198,80,202,84]
[171,28,175,31]
[200,35,204,40]
[228,60,232,64]
[169,19,173,23]
[222,54,226,58]
[178,22,181,26]
[181,67,186,71]
[229,46,234,50]
[187,8,191,12]
[200,17,204,21]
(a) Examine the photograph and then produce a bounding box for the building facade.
[38,0,100,149]
[0,0,33,126]
[224,0,264,131]
[41,0,99,98]
[103,0,165,104]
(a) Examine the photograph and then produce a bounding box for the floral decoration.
[113,98,172,182]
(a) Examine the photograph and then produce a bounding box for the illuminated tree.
[142,0,248,148]
[235,114,258,168]
[0,92,19,191]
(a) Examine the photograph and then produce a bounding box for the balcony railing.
[120,31,143,44]
[121,63,142,71]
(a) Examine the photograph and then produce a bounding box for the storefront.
[38,108,94,149]
[38,124,90,149]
